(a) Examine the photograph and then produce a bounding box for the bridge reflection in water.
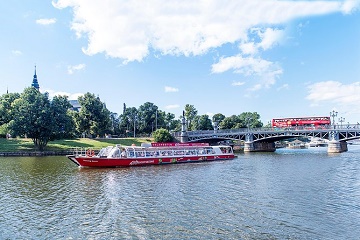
[173,125,360,153]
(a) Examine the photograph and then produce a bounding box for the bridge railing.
[172,124,360,137]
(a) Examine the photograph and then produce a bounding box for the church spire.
[31,65,40,90]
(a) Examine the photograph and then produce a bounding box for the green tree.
[10,87,54,150]
[51,95,75,139]
[171,119,182,132]
[184,104,198,130]
[219,115,241,129]
[212,113,225,125]
[137,102,158,134]
[119,107,138,137]
[109,112,120,136]
[0,92,20,125]
[238,112,263,128]
[164,112,176,130]
[154,110,166,130]
[191,114,213,130]
[152,128,173,142]
[76,93,111,137]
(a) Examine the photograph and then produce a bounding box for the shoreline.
[0,150,74,157]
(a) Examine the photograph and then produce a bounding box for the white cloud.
[42,89,84,100]
[248,84,262,92]
[52,0,357,91]
[36,18,56,25]
[211,55,283,89]
[277,84,289,91]
[164,86,179,92]
[239,42,258,55]
[257,28,285,51]
[67,63,86,74]
[306,81,360,104]
[341,0,360,14]
[164,104,180,109]
[306,81,360,121]
[12,50,22,56]
[232,81,245,86]
[53,0,351,63]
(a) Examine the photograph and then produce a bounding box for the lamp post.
[330,110,338,129]
[132,114,137,138]
[155,110,158,131]
[213,121,219,134]
[246,117,252,131]
[338,117,345,128]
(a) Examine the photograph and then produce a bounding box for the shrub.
[152,128,173,142]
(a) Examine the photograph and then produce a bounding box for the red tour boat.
[67,142,235,168]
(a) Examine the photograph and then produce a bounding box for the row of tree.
[0,87,264,150]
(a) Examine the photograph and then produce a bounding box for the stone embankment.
[0,151,74,157]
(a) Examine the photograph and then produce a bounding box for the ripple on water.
[1,150,360,239]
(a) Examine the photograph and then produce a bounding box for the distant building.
[69,100,81,112]
[31,65,40,90]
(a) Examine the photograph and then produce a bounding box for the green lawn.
[0,137,153,152]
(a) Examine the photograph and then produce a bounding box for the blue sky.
[1,0,360,124]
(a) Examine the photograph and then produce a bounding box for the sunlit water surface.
[1,146,360,239]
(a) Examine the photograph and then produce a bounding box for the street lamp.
[213,121,219,133]
[246,117,252,131]
[132,114,137,138]
[330,110,338,129]
[338,117,345,128]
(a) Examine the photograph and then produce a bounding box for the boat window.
[135,151,145,157]
[107,147,121,158]
[127,150,135,158]
[98,146,113,157]
[145,151,155,157]
[197,148,206,155]
[174,150,184,155]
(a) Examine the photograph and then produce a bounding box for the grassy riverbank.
[0,137,153,152]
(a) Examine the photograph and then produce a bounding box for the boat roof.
[119,143,231,150]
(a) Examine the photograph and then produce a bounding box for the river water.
[1,146,360,240]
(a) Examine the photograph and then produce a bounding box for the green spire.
[31,65,40,90]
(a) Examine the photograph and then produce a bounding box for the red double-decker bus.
[272,116,331,128]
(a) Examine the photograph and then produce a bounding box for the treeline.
[0,88,264,150]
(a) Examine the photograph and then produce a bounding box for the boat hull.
[67,154,235,168]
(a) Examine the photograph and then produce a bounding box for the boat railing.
[70,147,99,157]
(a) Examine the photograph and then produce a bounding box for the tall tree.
[137,102,158,134]
[10,87,54,150]
[76,93,111,137]
[119,107,138,137]
[164,112,176,130]
[238,112,263,128]
[212,113,225,125]
[51,95,75,139]
[109,112,120,136]
[219,115,241,129]
[184,104,198,130]
[0,92,20,125]
[191,114,213,130]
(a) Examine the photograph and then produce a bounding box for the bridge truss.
[180,127,360,143]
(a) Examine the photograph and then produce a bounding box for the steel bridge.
[173,124,360,153]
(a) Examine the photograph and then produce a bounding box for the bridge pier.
[244,142,276,152]
[327,141,348,153]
